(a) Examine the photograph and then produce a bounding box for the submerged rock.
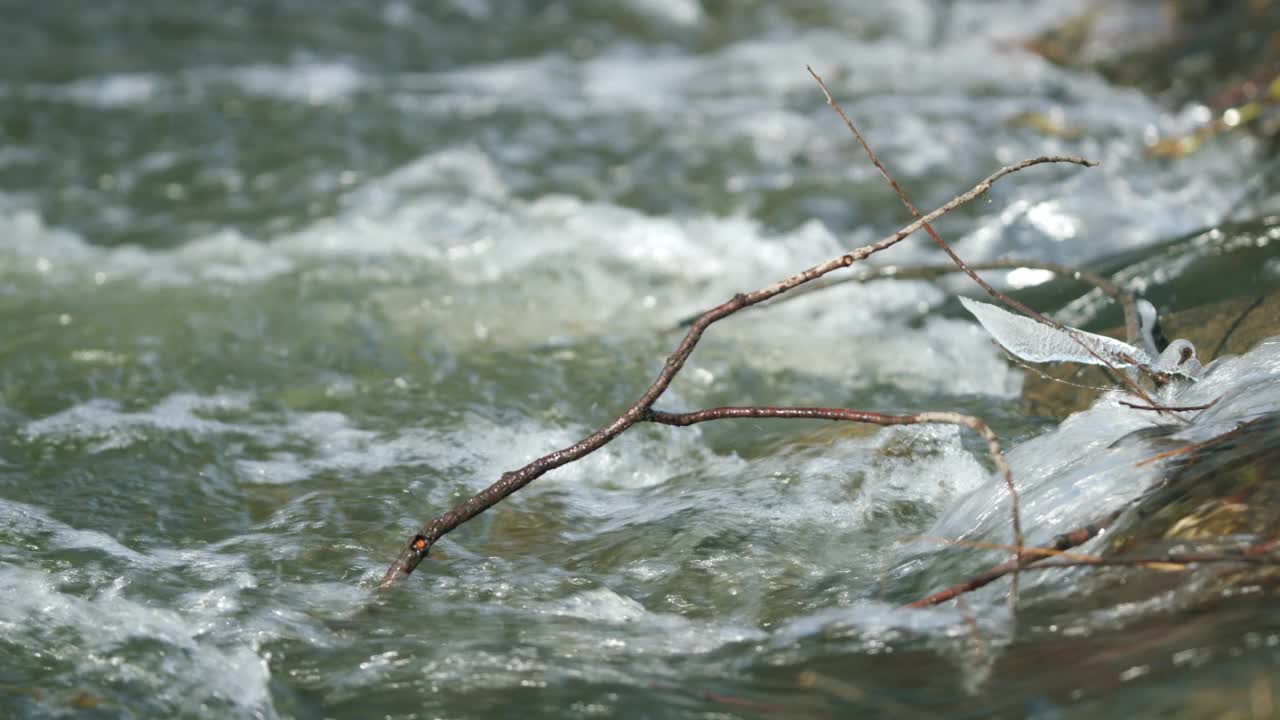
[1112,411,1280,553]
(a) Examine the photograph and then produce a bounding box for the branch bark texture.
[377,154,1092,590]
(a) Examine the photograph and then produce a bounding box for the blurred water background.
[2,1,1280,717]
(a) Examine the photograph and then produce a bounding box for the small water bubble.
[58,313,72,326]
[35,257,51,274]
[94,272,107,285]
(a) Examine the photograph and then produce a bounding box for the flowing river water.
[2,2,1280,718]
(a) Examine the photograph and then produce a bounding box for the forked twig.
[1134,422,1246,467]
[805,66,1167,420]
[681,257,1141,346]
[377,151,1093,590]
[910,509,1119,608]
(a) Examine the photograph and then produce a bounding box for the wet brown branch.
[797,671,937,718]
[915,550,1280,608]
[679,257,1140,345]
[377,153,1091,590]
[910,510,1119,608]
[909,515,1280,609]
[999,550,1280,571]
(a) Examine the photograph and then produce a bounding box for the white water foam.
[231,61,366,105]
[0,565,275,716]
[923,335,1280,561]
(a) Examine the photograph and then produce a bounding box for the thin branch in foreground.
[797,671,937,718]
[908,536,1106,564]
[909,519,1280,609]
[377,154,1092,591]
[1134,422,1246,467]
[691,257,1140,347]
[808,66,1049,597]
[805,66,1167,422]
[1119,401,1216,412]
[676,256,1147,399]
[999,550,1280,571]
[909,509,1121,608]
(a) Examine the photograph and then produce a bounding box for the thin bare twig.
[909,535,1107,563]
[808,66,1076,599]
[805,66,1166,424]
[909,510,1120,608]
[910,521,1280,609]
[377,153,1091,590]
[1210,295,1267,360]
[1119,401,1215,412]
[1134,422,1246,467]
[683,257,1140,346]
[915,548,1280,608]
[1002,550,1280,571]
[1002,350,1122,393]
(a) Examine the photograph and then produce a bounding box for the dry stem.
[377,153,1091,590]
[910,510,1120,608]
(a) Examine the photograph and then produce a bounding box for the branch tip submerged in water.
[376,70,1097,596]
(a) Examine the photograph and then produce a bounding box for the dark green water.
[2,2,1279,718]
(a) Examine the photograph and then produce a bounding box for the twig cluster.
[376,147,1082,591]
[375,67,1266,615]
